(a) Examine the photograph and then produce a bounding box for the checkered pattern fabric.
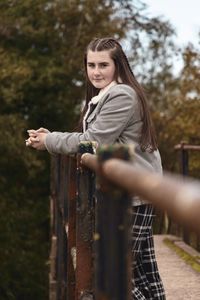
[131,205,166,299]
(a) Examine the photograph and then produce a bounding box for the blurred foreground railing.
[49,143,200,300]
[82,152,200,231]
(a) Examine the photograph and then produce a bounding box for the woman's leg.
[131,204,166,300]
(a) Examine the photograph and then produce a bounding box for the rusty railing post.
[179,141,189,177]
[49,154,68,300]
[67,155,77,299]
[50,154,77,300]
[95,145,132,300]
[175,142,200,251]
[179,141,190,245]
[49,154,60,300]
[76,142,96,300]
[57,155,69,300]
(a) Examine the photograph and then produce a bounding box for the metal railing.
[163,142,200,249]
[49,143,200,300]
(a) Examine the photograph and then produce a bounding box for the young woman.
[26,37,166,299]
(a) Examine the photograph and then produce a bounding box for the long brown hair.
[78,37,157,152]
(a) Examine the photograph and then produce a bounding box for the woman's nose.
[93,67,100,75]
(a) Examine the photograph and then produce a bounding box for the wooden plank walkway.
[154,235,200,300]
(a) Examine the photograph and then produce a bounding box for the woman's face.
[86,50,116,89]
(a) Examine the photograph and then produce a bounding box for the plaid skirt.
[131,205,166,300]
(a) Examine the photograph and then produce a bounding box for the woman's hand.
[26,127,50,150]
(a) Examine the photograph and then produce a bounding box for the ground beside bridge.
[154,235,200,300]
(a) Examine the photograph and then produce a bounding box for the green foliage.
[0,114,49,299]
[153,43,200,174]
[128,8,200,175]
[153,97,200,173]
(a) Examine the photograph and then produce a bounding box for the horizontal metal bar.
[174,144,200,151]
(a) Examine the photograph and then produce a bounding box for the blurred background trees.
[0,0,199,299]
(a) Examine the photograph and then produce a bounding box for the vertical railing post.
[76,142,96,300]
[50,154,76,300]
[49,154,68,300]
[57,155,69,300]
[95,145,132,300]
[49,155,60,300]
[67,155,77,299]
[180,141,190,245]
[180,141,189,177]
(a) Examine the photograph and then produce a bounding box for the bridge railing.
[49,143,200,300]
[161,142,200,250]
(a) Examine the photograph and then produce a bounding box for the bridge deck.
[154,235,200,300]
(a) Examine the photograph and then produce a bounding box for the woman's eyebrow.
[87,61,110,65]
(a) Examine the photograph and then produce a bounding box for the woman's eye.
[100,64,108,68]
[87,63,109,69]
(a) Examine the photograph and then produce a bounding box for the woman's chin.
[92,81,111,90]
[92,82,104,89]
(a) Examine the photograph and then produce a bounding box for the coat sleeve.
[45,85,140,154]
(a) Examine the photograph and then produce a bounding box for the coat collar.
[83,81,118,133]
[90,81,118,105]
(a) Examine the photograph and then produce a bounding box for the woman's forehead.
[87,50,112,62]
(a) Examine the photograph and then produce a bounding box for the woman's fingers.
[26,130,47,151]
[25,137,32,146]
[25,136,40,147]
[27,129,37,137]
[30,136,40,142]
[27,128,50,138]
[27,129,37,134]
[36,127,50,133]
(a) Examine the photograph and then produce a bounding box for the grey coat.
[45,84,162,205]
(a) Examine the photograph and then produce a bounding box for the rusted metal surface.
[49,142,200,300]
[67,156,77,299]
[49,155,70,300]
[49,235,57,300]
[50,143,97,300]
[49,155,61,299]
[49,156,58,298]
[56,155,68,299]
[49,235,57,283]
[95,145,132,300]
[178,145,189,244]
[76,143,96,300]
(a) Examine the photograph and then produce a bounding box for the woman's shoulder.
[97,83,138,109]
[110,83,135,93]
[106,84,137,103]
